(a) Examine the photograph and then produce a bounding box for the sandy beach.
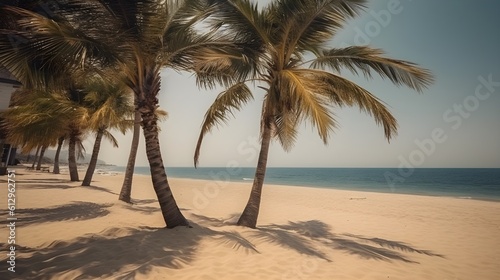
[1,168,500,280]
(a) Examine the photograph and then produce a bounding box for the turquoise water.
[108,167,500,200]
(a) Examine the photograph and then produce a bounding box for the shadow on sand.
[190,215,445,263]
[9,226,200,280]
[6,213,444,279]
[0,202,112,226]
[8,222,259,280]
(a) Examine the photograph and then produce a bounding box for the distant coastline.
[105,166,500,201]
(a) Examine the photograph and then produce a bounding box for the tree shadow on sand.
[9,226,198,280]
[0,202,112,226]
[7,214,445,279]
[9,222,258,280]
[189,215,444,264]
[2,178,75,190]
[257,220,444,263]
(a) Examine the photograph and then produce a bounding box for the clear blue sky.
[92,0,500,168]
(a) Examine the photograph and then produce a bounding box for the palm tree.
[35,144,47,170]
[52,136,64,174]
[118,109,141,203]
[194,0,434,228]
[81,76,134,186]
[119,108,167,203]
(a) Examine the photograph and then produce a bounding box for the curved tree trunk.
[68,127,79,181]
[136,68,188,228]
[31,146,41,169]
[35,145,47,170]
[237,122,272,228]
[119,110,141,203]
[53,137,64,174]
[82,127,105,186]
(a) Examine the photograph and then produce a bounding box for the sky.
[91,0,500,168]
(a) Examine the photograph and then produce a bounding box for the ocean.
[106,166,500,201]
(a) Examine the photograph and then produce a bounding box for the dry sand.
[1,168,499,279]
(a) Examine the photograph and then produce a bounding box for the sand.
[1,167,499,279]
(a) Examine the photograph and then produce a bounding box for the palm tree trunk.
[141,110,188,228]
[136,68,188,228]
[237,122,272,228]
[82,127,105,186]
[31,146,41,169]
[53,137,64,174]
[119,110,141,203]
[36,145,47,170]
[68,128,79,181]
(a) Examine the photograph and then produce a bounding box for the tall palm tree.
[194,0,434,228]
[81,76,134,186]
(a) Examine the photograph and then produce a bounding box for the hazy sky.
[91,0,500,168]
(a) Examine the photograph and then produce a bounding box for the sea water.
[108,167,500,201]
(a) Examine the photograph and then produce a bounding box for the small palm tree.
[53,136,64,174]
[194,0,434,228]
[118,109,141,203]
[81,75,134,186]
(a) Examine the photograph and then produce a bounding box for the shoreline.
[104,166,500,202]
[2,171,500,279]
[163,175,500,203]
[14,164,500,202]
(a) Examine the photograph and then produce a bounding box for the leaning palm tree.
[118,109,141,203]
[52,136,64,174]
[119,107,168,202]
[81,75,134,186]
[194,0,434,228]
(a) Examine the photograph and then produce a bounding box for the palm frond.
[0,4,119,89]
[102,129,119,148]
[310,46,434,92]
[277,69,336,147]
[271,0,366,60]
[207,0,269,47]
[293,69,398,140]
[194,82,253,166]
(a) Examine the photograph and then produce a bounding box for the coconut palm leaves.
[194,0,434,228]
